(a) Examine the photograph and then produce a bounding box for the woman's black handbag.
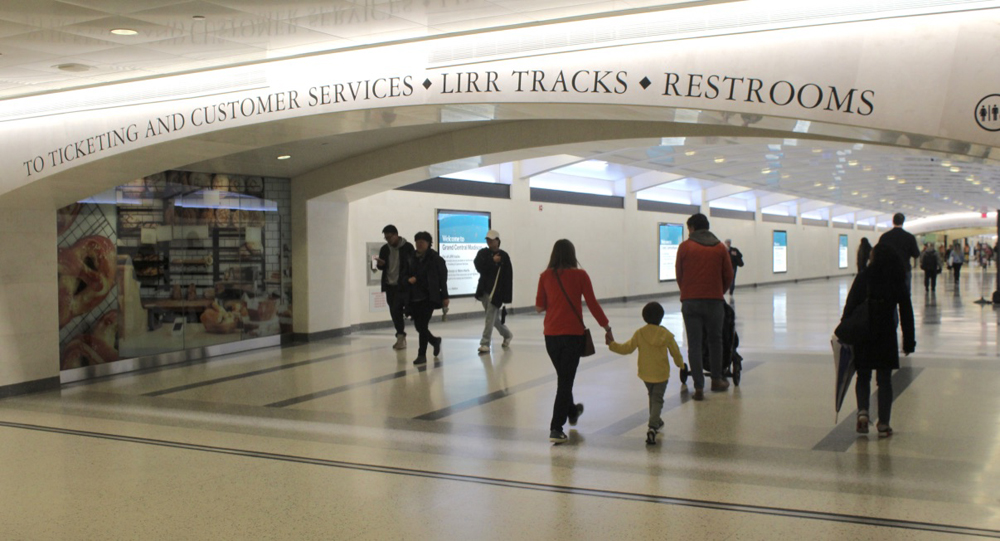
[554,270,596,357]
[835,298,871,345]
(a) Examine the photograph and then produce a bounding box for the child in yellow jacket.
[608,302,684,445]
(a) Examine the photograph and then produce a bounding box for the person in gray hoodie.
[375,225,415,350]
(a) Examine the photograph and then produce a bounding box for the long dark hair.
[857,238,873,272]
[867,244,904,284]
[547,239,579,270]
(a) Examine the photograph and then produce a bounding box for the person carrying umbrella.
[838,244,915,437]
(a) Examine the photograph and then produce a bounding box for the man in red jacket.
[675,213,734,400]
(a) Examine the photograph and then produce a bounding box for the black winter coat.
[841,268,915,371]
[377,240,415,293]
[474,248,513,307]
[404,249,449,309]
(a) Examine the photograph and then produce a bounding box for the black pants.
[924,271,938,291]
[409,300,436,356]
[953,263,963,283]
[545,335,584,431]
[856,368,893,425]
[386,287,406,336]
[729,269,737,295]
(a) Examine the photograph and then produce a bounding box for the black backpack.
[921,250,936,270]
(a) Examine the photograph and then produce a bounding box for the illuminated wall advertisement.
[773,230,788,273]
[436,210,491,296]
[839,234,849,269]
[658,223,684,281]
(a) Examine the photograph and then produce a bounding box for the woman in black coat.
[404,231,450,366]
[842,244,915,437]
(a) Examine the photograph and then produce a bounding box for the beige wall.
[0,209,60,389]
[336,180,876,329]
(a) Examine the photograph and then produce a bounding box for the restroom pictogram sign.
[975,94,1000,132]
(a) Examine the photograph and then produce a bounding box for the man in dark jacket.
[878,213,920,291]
[676,213,734,399]
[375,225,415,350]
[724,239,744,298]
[474,229,513,353]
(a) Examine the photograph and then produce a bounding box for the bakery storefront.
[57,171,292,381]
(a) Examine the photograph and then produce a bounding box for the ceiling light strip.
[428,0,1000,65]
[0,69,268,122]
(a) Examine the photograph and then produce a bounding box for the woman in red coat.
[535,239,612,444]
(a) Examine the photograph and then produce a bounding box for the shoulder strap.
[553,269,586,327]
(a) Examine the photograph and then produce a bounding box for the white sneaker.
[477,345,490,354]
[501,335,512,348]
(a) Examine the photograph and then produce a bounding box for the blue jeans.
[480,298,512,346]
[681,299,725,389]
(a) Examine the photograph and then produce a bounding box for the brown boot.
[692,388,704,401]
[710,378,730,392]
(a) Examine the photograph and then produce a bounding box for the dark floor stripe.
[143,346,382,397]
[812,366,924,452]
[594,360,765,436]
[0,420,995,538]
[413,354,620,421]
[265,359,442,408]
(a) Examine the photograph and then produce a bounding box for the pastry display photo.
[61,310,119,370]
[58,235,117,328]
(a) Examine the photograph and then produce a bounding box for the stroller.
[680,302,743,386]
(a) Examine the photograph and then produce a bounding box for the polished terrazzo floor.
[4,268,1000,539]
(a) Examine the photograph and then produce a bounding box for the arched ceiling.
[3,0,1000,230]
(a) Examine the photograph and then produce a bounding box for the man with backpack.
[920,243,942,292]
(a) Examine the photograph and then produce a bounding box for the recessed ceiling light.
[814,182,823,187]
[110,28,138,35]
[897,179,906,184]
[848,160,858,166]
[941,160,952,167]
[684,151,696,156]
[277,155,291,160]
[812,149,822,153]
[761,168,771,174]
[950,166,961,173]
[863,165,872,172]
[851,191,859,195]
[887,175,896,181]
[713,157,725,163]
[53,63,94,72]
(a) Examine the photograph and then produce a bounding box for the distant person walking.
[842,244,915,437]
[536,239,612,444]
[375,225,415,350]
[878,213,920,291]
[724,239,744,298]
[920,243,942,292]
[949,242,965,284]
[404,231,449,366]
[474,229,513,353]
[676,213,734,400]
